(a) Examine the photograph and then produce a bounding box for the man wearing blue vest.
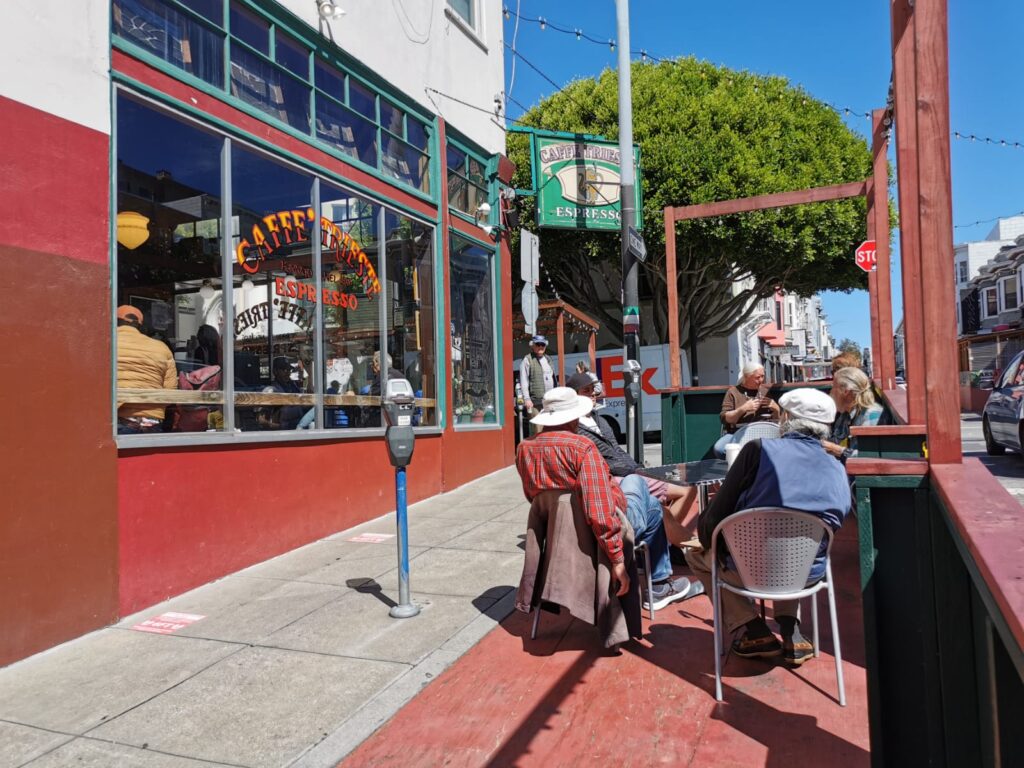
[685,388,851,667]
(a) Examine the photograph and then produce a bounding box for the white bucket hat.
[530,386,594,426]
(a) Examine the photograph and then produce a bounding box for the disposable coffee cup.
[725,442,742,468]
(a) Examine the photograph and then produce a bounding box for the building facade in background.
[0,0,510,666]
[955,215,1024,335]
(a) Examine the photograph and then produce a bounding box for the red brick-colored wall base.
[0,97,117,667]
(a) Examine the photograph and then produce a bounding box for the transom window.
[112,0,433,197]
[447,141,488,215]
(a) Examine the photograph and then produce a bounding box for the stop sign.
[855,240,877,273]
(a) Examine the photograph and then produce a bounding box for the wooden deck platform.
[342,522,870,767]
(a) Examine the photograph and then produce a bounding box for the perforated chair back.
[716,508,831,595]
[737,421,781,446]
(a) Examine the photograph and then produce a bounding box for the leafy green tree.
[508,58,873,345]
[836,338,863,363]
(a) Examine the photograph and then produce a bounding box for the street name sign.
[627,226,647,263]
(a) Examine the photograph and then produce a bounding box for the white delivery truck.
[515,344,691,441]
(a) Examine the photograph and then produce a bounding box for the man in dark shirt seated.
[685,388,851,666]
[566,372,698,545]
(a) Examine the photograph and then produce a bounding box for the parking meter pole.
[390,466,419,619]
[383,377,419,619]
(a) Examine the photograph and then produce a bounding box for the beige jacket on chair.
[516,490,642,648]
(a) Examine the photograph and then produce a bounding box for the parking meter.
[382,378,420,619]
[624,359,642,401]
[383,378,416,467]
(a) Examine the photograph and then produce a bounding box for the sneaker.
[782,637,815,666]
[732,619,783,659]
[644,576,697,611]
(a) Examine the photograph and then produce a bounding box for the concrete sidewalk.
[0,466,531,768]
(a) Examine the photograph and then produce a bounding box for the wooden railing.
[116,389,437,408]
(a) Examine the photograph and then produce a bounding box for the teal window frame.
[112,0,436,202]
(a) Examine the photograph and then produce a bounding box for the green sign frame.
[531,132,643,231]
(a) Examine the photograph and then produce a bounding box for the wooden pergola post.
[910,0,961,463]
[891,0,927,424]
[871,109,896,389]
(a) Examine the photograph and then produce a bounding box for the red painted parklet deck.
[342,523,870,767]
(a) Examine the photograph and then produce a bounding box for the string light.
[575,28,581,40]
[502,5,510,20]
[954,209,1024,230]
[538,16,546,30]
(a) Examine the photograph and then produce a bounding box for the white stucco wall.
[282,0,505,154]
[0,1,111,134]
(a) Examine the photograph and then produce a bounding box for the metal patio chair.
[736,420,782,446]
[710,507,845,706]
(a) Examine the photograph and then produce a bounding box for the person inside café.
[566,371,701,546]
[517,387,702,611]
[713,362,781,458]
[822,366,884,461]
[685,388,851,666]
[115,304,178,434]
[257,356,304,430]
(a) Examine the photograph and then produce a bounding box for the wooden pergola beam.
[670,181,868,222]
[664,179,871,389]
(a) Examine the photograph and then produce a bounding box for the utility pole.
[615,0,643,463]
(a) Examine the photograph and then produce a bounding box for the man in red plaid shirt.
[516,387,698,610]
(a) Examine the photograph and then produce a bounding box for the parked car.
[982,350,1024,455]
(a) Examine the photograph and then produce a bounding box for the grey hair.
[737,362,764,385]
[781,416,830,440]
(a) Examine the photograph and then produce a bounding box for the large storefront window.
[450,236,497,425]
[386,212,438,426]
[116,94,226,434]
[114,92,438,440]
[320,183,382,429]
[231,146,314,431]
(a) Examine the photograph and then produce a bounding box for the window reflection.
[115,94,225,433]
[230,45,310,131]
[231,146,314,431]
[315,97,378,167]
[113,0,224,87]
[450,236,496,424]
[320,184,382,428]
[386,212,437,426]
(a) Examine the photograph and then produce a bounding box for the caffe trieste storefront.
[1,0,514,666]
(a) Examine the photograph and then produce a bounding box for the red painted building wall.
[0,96,120,666]
[1,47,515,665]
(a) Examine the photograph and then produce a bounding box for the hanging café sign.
[533,134,643,232]
[235,208,381,296]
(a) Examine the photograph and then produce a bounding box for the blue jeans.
[619,474,672,582]
[713,424,751,458]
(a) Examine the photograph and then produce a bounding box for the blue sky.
[501,0,1024,353]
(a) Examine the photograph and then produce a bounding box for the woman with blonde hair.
[822,366,884,460]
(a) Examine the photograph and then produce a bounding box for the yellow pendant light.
[116,211,150,250]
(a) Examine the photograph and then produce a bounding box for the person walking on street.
[519,335,555,435]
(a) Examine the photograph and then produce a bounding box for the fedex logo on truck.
[593,354,661,398]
